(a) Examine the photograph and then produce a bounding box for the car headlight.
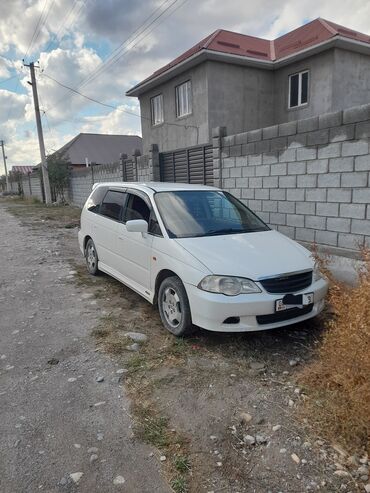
[198,276,261,296]
[313,265,323,282]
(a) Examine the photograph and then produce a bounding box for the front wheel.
[85,238,99,276]
[158,276,194,336]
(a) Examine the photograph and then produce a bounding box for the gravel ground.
[0,200,368,493]
[0,203,171,493]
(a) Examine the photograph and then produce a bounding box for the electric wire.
[42,72,198,132]
[43,0,85,54]
[47,0,182,112]
[79,0,178,90]
[0,75,18,85]
[24,0,50,60]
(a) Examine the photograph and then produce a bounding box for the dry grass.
[2,196,81,228]
[300,247,370,454]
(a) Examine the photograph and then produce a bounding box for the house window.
[150,94,164,125]
[288,70,309,108]
[175,80,192,117]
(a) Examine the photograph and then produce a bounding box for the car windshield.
[154,190,269,239]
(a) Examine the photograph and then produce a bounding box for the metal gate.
[122,158,135,181]
[159,144,213,185]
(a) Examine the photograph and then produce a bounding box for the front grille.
[259,271,312,294]
[256,304,313,325]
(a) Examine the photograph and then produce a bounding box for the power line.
[6,0,53,119]
[24,0,50,60]
[42,72,199,133]
[32,0,56,51]
[81,0,189,89]
[79,0,177,89]
[0,75,18,85]
[45,0,180,112]
[43,0,85,54]
[48,0,189,114]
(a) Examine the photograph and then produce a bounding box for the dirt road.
[0,203,170,493]
[0,200,364,493]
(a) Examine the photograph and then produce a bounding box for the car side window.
[86,186,108,213]
[124,193,163,236]
[125,194,151,222]
[148,209,162,236]
[100,190,127,221]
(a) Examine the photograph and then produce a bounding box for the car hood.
[174,230,313,280]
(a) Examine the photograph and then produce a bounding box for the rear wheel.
[158,276,194,336]
[85,238,99,276]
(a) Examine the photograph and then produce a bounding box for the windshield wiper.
[204,228,244,236]
[203,227,267,236]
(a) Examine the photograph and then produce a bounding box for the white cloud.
[0,89,28,123]
[80,102,142,136]
[0,56,12,78]
[1,0,370,171]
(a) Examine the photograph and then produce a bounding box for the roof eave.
[274,36,370,67]
[126,50,273,97]
[126,35,370,98]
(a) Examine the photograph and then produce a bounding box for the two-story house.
[127,18,370,154]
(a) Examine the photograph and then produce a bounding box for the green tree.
[46,152,71,202]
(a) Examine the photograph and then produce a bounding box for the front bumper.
[185,278,328,332]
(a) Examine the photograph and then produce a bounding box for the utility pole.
[24,62,52,204]
[0,140,9,192]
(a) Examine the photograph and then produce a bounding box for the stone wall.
[68,167,94,208]
[9,172,44,201]
[67,152,154,208]
[213,103,370,254]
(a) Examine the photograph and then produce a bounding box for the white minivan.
[78,182,328,336]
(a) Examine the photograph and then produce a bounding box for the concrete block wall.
[69,167,94,208]
[214,103,370,254]
[68,154,153,207]
[92,162,123,183]
[137,155,150,181]
[11,173,43,201]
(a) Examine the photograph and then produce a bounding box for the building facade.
[127,19,370,154]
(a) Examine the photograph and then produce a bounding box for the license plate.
[275,292,314,312]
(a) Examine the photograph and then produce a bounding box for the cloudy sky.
[1,0,370,172]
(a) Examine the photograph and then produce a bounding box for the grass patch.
[91,327,111,339]
[3,197,81,228]
[126,354,147,373]
[299,248,370,453]
[171,476,187,493]
[134,407,170,448]
[174,455,191,473]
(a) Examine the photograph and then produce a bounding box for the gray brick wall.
[215,102,370,253]
[21,173,43,201]
[67,153,153,208]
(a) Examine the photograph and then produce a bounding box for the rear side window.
[86,186,108,213]
[100,190,127,221]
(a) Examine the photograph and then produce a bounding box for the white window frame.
[175,80,192,118]
[288,70,309,109]
[150,94,164,126]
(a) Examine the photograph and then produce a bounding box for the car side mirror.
[126,219,148,234]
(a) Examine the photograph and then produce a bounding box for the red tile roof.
[128,18,370,93]
[10,166,34,174]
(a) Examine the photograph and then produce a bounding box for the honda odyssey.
[78,182,328,336]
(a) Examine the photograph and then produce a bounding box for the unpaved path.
[0,200,364,493]
[0,204,170,493]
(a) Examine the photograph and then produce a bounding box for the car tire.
[158,276,194,337]
[85,238,99,276]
